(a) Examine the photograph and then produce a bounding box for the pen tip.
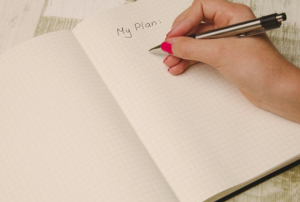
[149,45,161,52]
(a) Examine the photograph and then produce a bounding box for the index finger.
[167,0,256,38]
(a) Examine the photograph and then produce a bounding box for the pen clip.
[238,28,267,38]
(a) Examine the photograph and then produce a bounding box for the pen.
[149,13,287,51]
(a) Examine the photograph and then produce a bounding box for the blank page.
[73,0,300,201]
[0,31,179,202]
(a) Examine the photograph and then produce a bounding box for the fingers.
[168,0,205,37]
[188,23,217,35]
[168,60,196,75]
[163,55,198,75]
[162,0,258,76]
[164,55,181,67]
[162,36,229,68]
[167,0,256,39]
[170,8,215,33]
[171,8,189,30]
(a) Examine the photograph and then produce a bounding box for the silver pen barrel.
[149,13,286,51]
[195,13,286,39]
[195,19,261,39]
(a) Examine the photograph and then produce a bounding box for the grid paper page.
[73,0,300,201]
[0,31,179,202]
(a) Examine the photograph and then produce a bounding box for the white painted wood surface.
[35,0,138,37]
[0,0,299,201]
[43,0,124,19]
[0,0,44,54]
[0,0,132,54]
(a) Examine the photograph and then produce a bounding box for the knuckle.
[238,4,252,13]
[194,0,203,5]
[184,17,196,30]
[235,3,255,16]
[239,4,252,12]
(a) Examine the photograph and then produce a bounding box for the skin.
[162,0,300,123]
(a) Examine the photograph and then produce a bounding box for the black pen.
[149,13,286,51]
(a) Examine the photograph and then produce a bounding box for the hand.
[161,0,300,123]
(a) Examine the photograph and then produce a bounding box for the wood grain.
[0,0,44,54]
[35,0,137,37]
[228,164,300,202]
[230,0,300,67]
[226,1,300,200]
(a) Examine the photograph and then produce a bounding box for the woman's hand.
[161,0,300,123]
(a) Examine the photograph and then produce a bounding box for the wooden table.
[0,0,299,201]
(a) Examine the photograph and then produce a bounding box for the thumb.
[161,36,228,68]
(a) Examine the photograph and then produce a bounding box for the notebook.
[0,0,299,201]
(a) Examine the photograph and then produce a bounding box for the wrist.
[261,61,300,123]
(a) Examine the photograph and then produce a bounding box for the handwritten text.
[117,20,162,39]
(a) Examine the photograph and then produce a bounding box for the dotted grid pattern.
[0,31,179,202]
[73,0,300,202]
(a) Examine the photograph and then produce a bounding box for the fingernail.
[165,31,171,40]
[161,42,173,54]
[163,55,169,63]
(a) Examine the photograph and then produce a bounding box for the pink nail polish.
[161,42,173,54]
[163,56,169,63]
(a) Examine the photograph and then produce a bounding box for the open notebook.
[0,0,299,201]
